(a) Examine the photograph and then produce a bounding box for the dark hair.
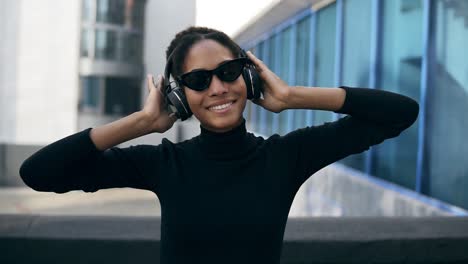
[165,26,242,78]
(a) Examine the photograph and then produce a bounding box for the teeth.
[209,102,232,111]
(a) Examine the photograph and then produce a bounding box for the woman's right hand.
[142,74,178,133]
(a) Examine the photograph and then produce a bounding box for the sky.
[195,0,277,37]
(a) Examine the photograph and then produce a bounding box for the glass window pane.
[372,0,423,189]
[80,28,92,57]
[294,16,311,130]
[263,35,277,136]
[95,29,117,60]
[104,77,141,115]
[295,16,311,86]
[121,32,142,63]
[341,0,372,88]
[314,4,336,125]
[82,0,94,22]
[426,0,468,209]
[259,40,270,136]
[97,0,125,25]
[278,27,293,135]
[125,0,145,29]
[339,0,372,172]
[80,76,100,111]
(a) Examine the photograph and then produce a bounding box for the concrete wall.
[15,0,81,145]
[0,144,42,186]
[0,0,19,143]
[2,215,468,264]
[290,163,467,216]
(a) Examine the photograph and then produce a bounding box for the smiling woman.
[19,26,419,264]
[177,39,248,132]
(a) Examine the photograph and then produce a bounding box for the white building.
[0,0,195,185]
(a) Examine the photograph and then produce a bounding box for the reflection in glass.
[259,41,270,136]
[314,4,336,125]
[372,0,422,189]
[121,32,142,63]
[105,77,141,115]
[96,0,125,25]
[426,0,468,208]
[278,27,293,135]
[80,76,100,111]
[125,0,145,29]
[95,29,117,60]
[82,0,94,22]
[294,16,311,130]
[263,36,276,136]
[338,0,372,172]
[80,28,92,57]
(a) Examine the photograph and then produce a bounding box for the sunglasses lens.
[217,59,245,82]
[179,58,247,91]
[181,71,211,91]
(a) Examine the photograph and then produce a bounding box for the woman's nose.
[207,75,228,96]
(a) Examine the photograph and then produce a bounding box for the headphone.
[163,48,263,121]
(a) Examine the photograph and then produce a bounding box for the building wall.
[0,0,196,185]
[236,0,468,211]
[121,0,197,147]
[15,0,81,145]
[1,0,196,147]
[0,0,20,143]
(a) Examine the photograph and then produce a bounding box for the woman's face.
[182,39,247,133]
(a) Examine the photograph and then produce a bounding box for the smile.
[208,101,234,112]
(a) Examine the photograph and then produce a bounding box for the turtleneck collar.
[197,118,257,160]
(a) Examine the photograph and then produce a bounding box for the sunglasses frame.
[176,57,249,91]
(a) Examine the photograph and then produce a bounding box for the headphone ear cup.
[166,85,192,121]
[242,64,263,100]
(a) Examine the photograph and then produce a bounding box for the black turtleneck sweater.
[20,87,419,263]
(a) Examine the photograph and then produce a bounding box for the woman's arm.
[247,51,419,187]
[246,50,418,128]
[19,75,175,193]
[283,86,346,112]
[91,75,177,150]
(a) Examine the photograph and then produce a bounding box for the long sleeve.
[19,128,162,194]
[283,86,419,188]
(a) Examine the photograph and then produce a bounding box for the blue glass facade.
[243,0,468,210]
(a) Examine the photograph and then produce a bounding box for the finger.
[146,74,152,93]
[147,74,158,93]
[246,51,267,72]
[156,75,165,97]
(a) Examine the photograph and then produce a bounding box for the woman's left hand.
[246,51,290,113]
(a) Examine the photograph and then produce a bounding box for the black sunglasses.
[176,58,249,91]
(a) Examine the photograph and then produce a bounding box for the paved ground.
[0,185,312,217]
[0,187,161,216]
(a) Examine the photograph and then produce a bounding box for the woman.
[20,26,419,263]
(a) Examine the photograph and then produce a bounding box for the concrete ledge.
[1,214,468,263]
